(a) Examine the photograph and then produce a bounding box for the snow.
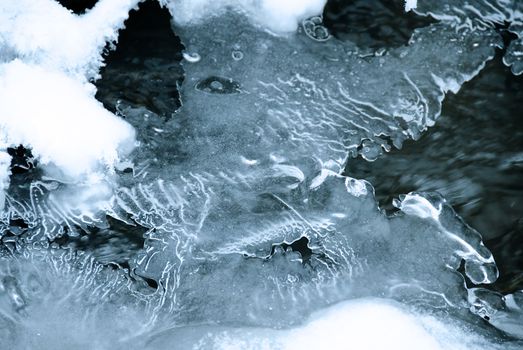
[0,0,141,79]
[405,0,418,12]
[0,60,135,179]
[161,0,327,32]
[1,0,523,348]
[0,0,139,208]
[148,298,501,350]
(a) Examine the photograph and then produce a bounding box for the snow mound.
[0,0,139,208]
[0,61,135,178]
[161,0,327,33]
[0,0,140,79]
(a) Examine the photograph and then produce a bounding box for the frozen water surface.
[1,0,523,348]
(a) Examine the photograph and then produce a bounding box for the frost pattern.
[1,0,523,348]
[413,0,523,75]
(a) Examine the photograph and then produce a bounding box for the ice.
[1,0,523,348]
[0,194,517,349]
[413,0,523,75]
[0,244,158,349]
[504,23,523,75]
[148,298,506,350]
[167,9,500,172]
[0,152,10,210]
[100,170,499,329]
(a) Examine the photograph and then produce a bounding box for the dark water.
[56,0,99,14]
[323,0,435,49]
[95,0,184,118]
[347,55,523,293]
[88,0,523,293]
[324,0,523,293]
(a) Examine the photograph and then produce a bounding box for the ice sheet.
[1,0,523,348]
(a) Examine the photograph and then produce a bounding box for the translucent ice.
[0,244,157,349]
[1,0,523,348]
[170,8,500,170]
[413,0,523,75]
[1,176,520,349]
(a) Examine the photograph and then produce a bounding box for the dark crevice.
[270,236,314,262]
[132,269,159,289]
[6,146,43,195]
[323,0,435,49]
[51,215,147,266]
[54,0,98,14]
[95,0,185,119]
[497,24,519,54]
[261,236,336,268]
[7,146,36,175]
[486,219,523,294]
[5,218,29,237]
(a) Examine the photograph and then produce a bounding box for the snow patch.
[0,0,139,208]
[0,0,140,79]
[162,0,328,33]
[405,0,417,12]
[0,60,135,183]
[150,298,499,350]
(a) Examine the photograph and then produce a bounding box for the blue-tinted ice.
[1,0,523,348]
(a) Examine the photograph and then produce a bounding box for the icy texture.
[505,23,523,75]
[0,244,159,349]
[1,173,517,349]
[148,298,505,350]
[98,167,498,328]
[106,1,522,340]
[168,10,502,169]
[413,0,523,75]
[1,0,523,348]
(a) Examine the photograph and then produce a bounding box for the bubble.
[182,52,201,63]
[232,50,244,61]
[195,76,241,94]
